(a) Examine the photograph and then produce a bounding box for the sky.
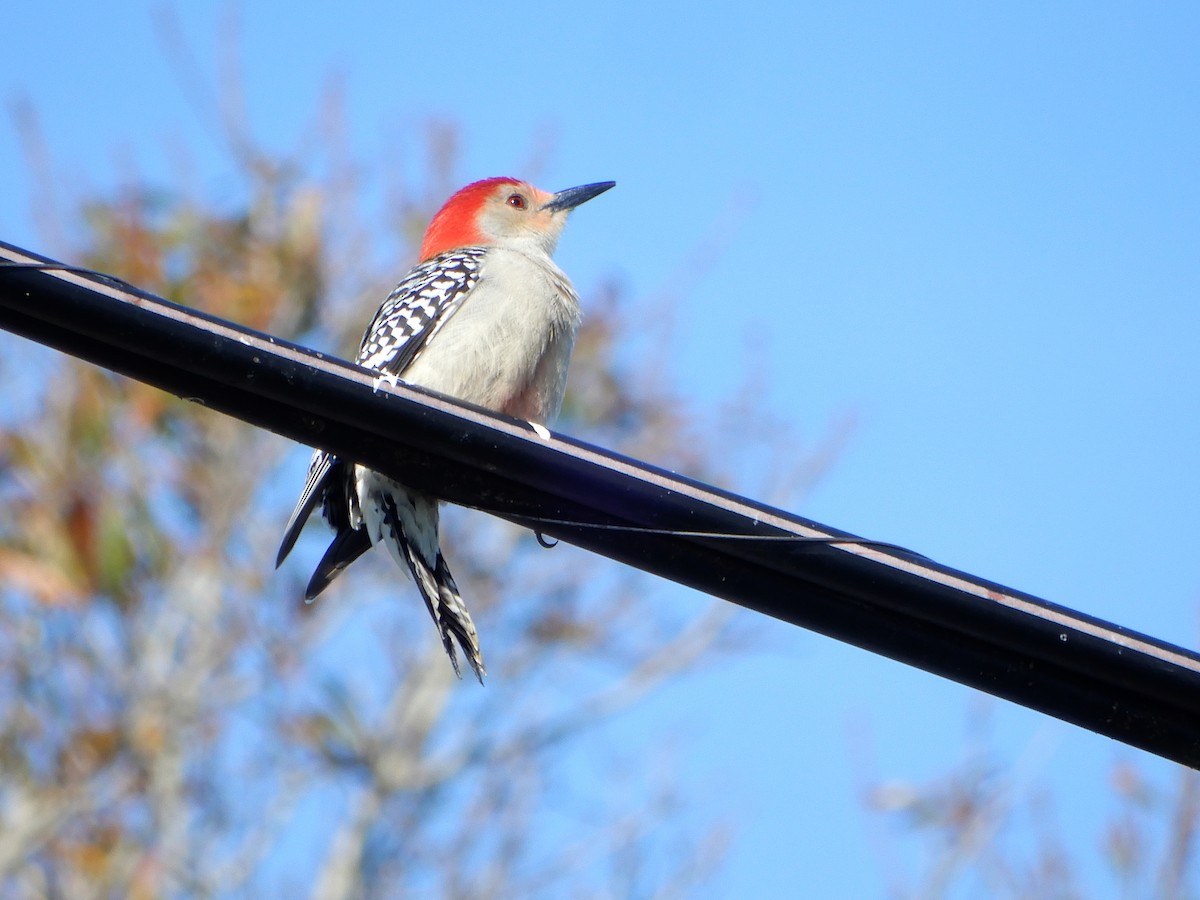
[3,2,1199,896]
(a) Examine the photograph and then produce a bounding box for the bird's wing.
[356,248,487,378]
[305,525,372,601]
[277,250,484,569]
[275,448,336,568]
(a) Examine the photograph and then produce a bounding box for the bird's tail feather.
[380,494,486,682]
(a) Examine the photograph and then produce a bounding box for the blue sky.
[3,2,1199,895]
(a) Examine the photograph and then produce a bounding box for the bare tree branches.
[0,61,825,893]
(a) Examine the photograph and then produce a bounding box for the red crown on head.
[419,177,523,261]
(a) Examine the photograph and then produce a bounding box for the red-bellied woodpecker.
[275,176,614,682]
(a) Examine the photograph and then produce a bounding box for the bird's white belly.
[402,251,580,424]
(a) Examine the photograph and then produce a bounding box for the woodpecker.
[276,176,614,682]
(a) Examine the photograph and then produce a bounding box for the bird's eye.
[507,193,527,210]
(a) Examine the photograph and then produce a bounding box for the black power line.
[3,239,1200,768]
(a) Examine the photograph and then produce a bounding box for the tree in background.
[0,86,835,894]
[860,701,1200,899]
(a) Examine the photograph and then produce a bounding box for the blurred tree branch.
[859,701,1200,899]
[0,25,840,899]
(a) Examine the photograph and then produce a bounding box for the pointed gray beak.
[541,181,615,213]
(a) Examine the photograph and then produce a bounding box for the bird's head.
[419,177,614,261]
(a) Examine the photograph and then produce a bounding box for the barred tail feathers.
[369,481,486,682]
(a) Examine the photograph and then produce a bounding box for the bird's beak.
[541,181,616,213]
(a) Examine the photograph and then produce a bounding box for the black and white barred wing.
[357,248,486,377]
[275,248,486,572]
